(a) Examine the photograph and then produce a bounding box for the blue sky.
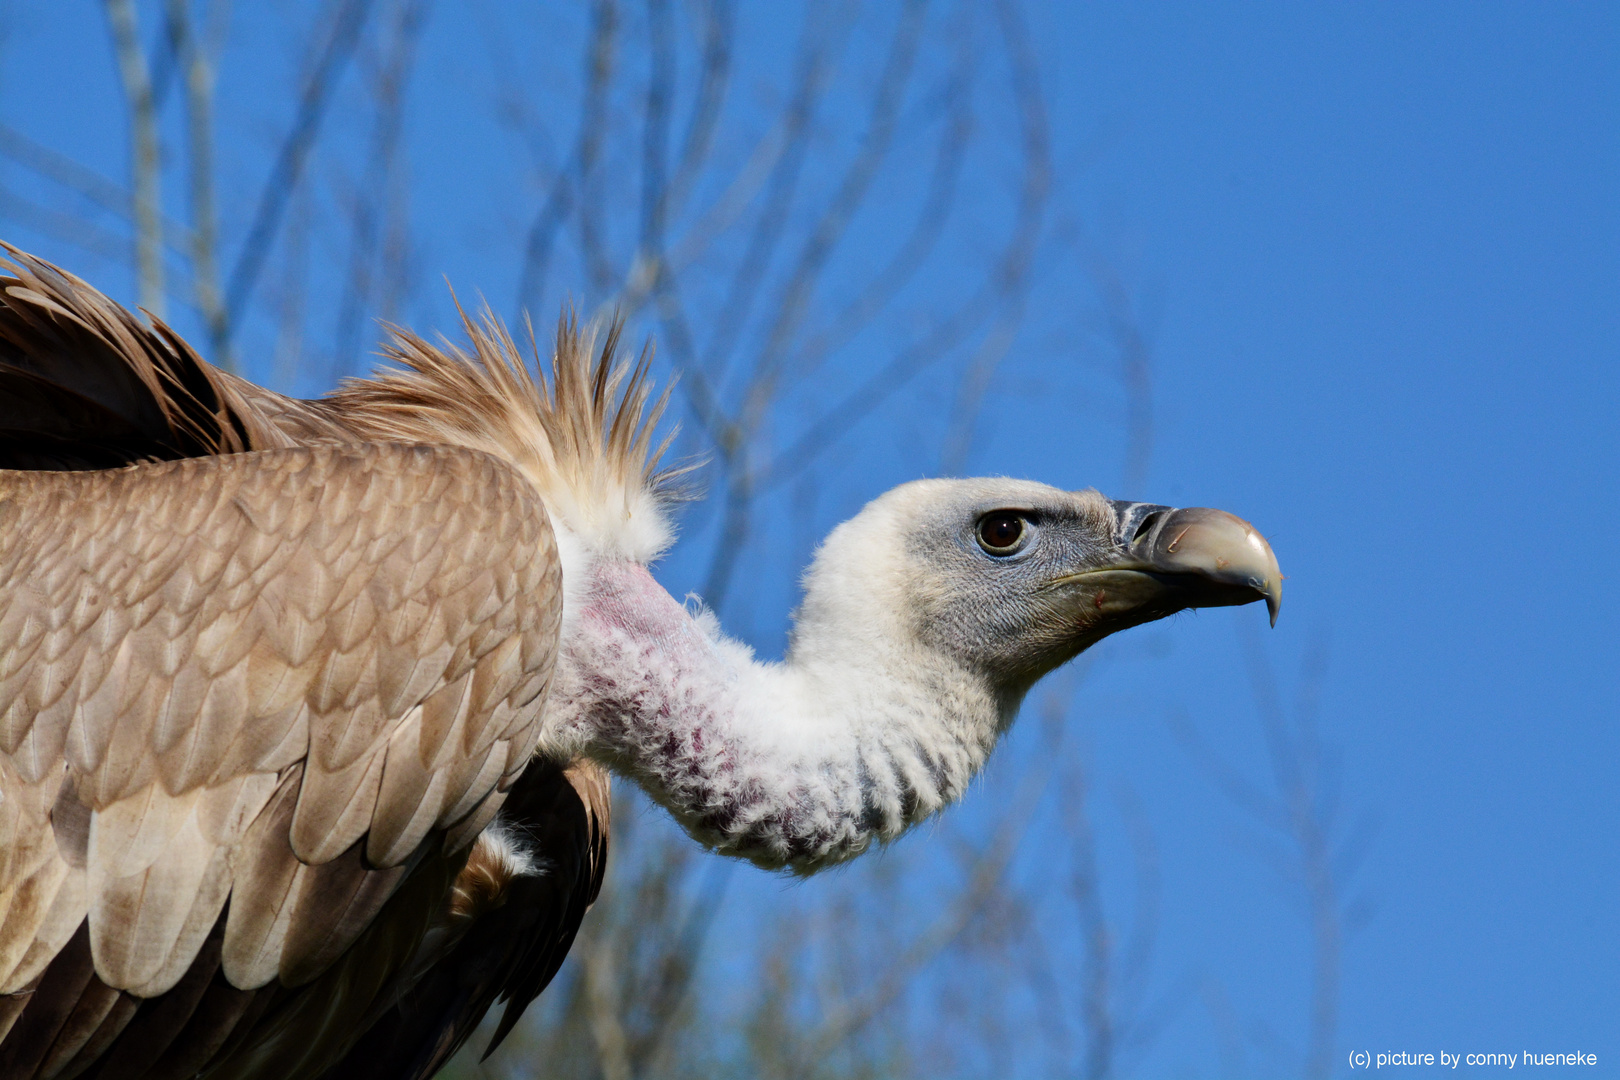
[1023,4,1618,1071]
[0,3,1614,1076]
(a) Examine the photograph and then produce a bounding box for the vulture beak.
[1056,502,1283,632]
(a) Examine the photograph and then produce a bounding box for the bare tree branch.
[0,121,201,265]
[225,0,374,333]
[637,0,674,261]
[938,0,1050,473]
[583,933,634,1080]
[787,42,973,380]
[785,718,1061,1075]
[104,0,166,316]
[0,123,138,226]
[334,0,430,369]
[1093,259,1153,494]
[1239,629,1341,1080]
[0,187,134,263]
[270,187,313,391]
[515,0,618,318]
[164,0,232,367]
[758,0,1048,492]
[699,2,844,388]
[577,0,620,304]
[1064,765,1114,1080]
[626,858,732,1073]
[1176,628,1357,1080]
[662,0,733,225]
[738,0,927,422]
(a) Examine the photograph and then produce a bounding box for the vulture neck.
[546,559,1011,873]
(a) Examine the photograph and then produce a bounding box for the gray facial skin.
[906,485,1281,690]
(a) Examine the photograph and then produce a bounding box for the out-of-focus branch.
[0,188,133,263]
[1241,630,1340,1080]
[737,0,926,425]
[225,0,373,333]
[334,0,430,369]
[758,0,1048,492]
[577,0,619,304]
[0,124,141,228]
[104,0,165,317]
[783,719,1059,1077]
[270,188,312,392]
[611,0,732,432]
[1062,761,1115,1080]
[164,0,231,368]
[938,0,1050,473]
[637,0,673,261]
[758,281,991,490]
[657,117,785,288]
[583,935,633,1080]
[701,2,925,610]
[662,0,733,225]
[693,4,849,612]
[516,0,617,318]
[699,3,842,388]
[938,300,1025,475]
[1093,259,1153,494]
[1113,783,1162,1034]
[1176,628,1359,1080]
[626,858,732,1073]
[0,121,201,267]
[788,41,973,379]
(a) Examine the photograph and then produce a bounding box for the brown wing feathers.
[0,443,561,995]
[0,247,277,470]
[0,245,639,1078]
[304,760,610,1080]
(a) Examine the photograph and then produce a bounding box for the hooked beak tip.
[1126,504,1283,625]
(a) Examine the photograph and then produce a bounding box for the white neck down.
[541,561,1008,873]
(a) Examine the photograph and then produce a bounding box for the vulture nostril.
[1132,511,1162,545]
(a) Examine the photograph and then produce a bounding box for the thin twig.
[0,187,135,263]
[937,0,1051,472]
[787,38,974,379]
[334,0,431,369]
[662,0,733,224]
[737,0,927,425]
[578,0,621,304]
[0,123,134,225]
[270,187,313,391]
[164,0,231,367]
[104,0,166,316]
[1093,259,1153,494]
[0,121,198,258]
[516,0,617,317]
[225,0,374,332]
[787,726,1060,1074]
[699,2,844,388]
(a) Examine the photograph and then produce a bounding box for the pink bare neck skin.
[543,560,992,873]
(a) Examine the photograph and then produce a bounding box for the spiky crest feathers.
[328,306,683,566]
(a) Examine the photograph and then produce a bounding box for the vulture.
[0,245,1281,1079]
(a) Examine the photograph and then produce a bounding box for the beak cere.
[1125,506,1283,626]
[1057,501,1283,638]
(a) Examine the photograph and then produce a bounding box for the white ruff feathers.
[328,311,680,566]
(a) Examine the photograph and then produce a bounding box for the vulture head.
[798,478,1279,698]
[548,468,1280,874]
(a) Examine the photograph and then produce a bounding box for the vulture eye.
[976,511,1028,555]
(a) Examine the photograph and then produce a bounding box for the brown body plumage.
[0,247,633,1079]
